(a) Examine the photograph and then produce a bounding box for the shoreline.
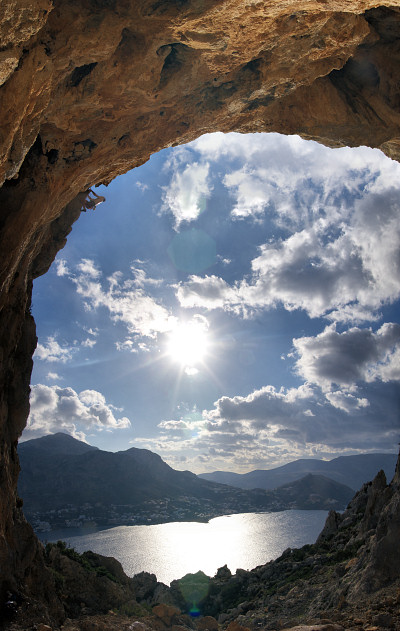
[35,507,329,543]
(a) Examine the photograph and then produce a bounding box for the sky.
[23,132,400,473]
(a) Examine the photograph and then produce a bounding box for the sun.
[167,318,209,370]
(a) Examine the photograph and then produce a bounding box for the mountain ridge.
[18,433,354,529]
[199,452,398,491]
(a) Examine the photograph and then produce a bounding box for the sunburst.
[166,318,210,371]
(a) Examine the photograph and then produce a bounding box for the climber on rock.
[82,188,106,211]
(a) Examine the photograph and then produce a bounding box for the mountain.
[18,434,233,511]
[17,434,354,529]
[19,432,99,456]
[199,453,398,491]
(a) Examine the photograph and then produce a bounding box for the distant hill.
[17,434,355,529]
[272,473,354,509]
[199,453,398,491]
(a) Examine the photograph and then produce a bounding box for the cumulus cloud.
[77,258,102,278]
[56,259,70,277]
[293,323,400,390]
[46,372,62,381]
[176,195,400,322]
[80,326,98,348]
[130,263,163,288]
[176,275,238,310]
[325,390,370,413]
[162,161,211,228]
[67,259,176,344]
[133,375,399,472]
[223,167,275,219]
[35,336,76,363]
[26,384,131,440]
[174,133,400,324]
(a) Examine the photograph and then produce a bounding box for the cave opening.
[18,131,400,581]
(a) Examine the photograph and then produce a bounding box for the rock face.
[1,0,400,616]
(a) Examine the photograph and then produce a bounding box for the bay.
[39,510,328,585]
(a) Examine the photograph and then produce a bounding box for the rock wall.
[1,0,400,609]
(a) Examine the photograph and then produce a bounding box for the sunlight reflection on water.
[44,510,327,585]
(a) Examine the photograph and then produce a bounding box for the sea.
[38,510,328,585]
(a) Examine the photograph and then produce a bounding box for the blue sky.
[24,132,400,473]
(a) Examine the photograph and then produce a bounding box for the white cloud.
[35,336,75,363]
[162,161,211,228]
[158,419,192,431]
[82,338,97,348]
[46,372,61,381]
[176,195,400,322]
[293,323,400,390]
[115,339,135,352]
[26,384,131,440]
[69,259,176,343]
[77,258,101,278]
[176,275,238,310]
[217,255,232,265]
[130,264,163,288]
[82,326,99,337]
[325,390,370,413]
[115,338,151,353]
[175,133,400,324]
[56,259,70,277]
[224,167,274,219]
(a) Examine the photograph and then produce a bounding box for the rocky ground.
[3,456,399,631]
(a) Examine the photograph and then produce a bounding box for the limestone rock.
[131,573,160,602]
[152,603,182,626]
[196,615,219,631]
[347,465,400,596]
[45,545,136,618]
[316,510,343,543]
[215,566,232,581]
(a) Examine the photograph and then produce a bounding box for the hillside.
[18,434,354,530]
[19,434,237,510]
[199,452,398,491]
